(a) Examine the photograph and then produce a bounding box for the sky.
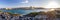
[0,0,60,8]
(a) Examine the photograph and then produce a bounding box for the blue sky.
[0,0,60,8]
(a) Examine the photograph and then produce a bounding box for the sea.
[0,9,49,15]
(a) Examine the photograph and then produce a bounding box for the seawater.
[0,9,49,15]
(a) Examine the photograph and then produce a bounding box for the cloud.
[0,5,7,8]
[21,0,29,3]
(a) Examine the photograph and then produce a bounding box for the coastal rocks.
[11,14,20,20]
[0,10,58,20]
[0,12,22,20]
[0,12,11,20]
[35,15,47,20]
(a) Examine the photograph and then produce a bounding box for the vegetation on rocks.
[26,12,39,17]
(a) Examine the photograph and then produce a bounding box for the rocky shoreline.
[0,10,60,20]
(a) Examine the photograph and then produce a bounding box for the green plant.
[0,10,3,12]
[26,12,39,17]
